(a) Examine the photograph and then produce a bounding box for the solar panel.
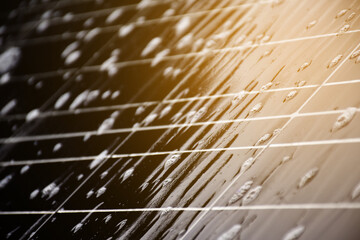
[0,0,359,239]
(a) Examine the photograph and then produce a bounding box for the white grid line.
[3,78,360,121]
[1,137,359,167]
[179,41,360,240]
[1,203,359,215]
[3,0,258,32]
[12,0,94,14]
[8,30,360,81]
[1,107,359,144]
[1,0,279,46]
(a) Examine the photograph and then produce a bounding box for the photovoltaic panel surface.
[0,0,359,239]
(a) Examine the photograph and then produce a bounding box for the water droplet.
[160,105,172,118]
[232,91,246,105]
[296,80,306,87]
[0,174,13,189]
[351,182,360,199]
[61,42,79,59]
[356,56,360,64]
[350,50,360,59]
[30,189,39,199]
[100,171,108,179]
[72,223,83,233]
[86,189,94,198]
[298,167,319,188]
[96,186,106,198]
[327,54,342,68]
[217,224,241,240]
[175,68,182,78]
[204,39,216,49]
[106,9,123,24]
[140,182,149,192]
[104,214,112,224]
[193,38,205,51]
[165,154,181,170]
[211,31,231,46]
[331,107,356,132]
[177,33,193,50]
[163,8,175,17]
[101,55,118,76]
[1,99,17,115]
[85,90,99,104]
[53,143,62,152]
[115,219,127,233]
[242,186,262,205]
[27,77,35,85]
[228,180,253,204]
[65,50,81,65]
[42,182,60,199]
[75,74,83,82]
[143,113,158,126]
[249,103,263,115]
[135,105,145,116]
[26,109,40,122]
[0,73,10,85]
[77,174,84,180]
[306,20,317,29]
[282,155,292,163]
[297,61,311,72]
[282,225,305,240]
[84,28,100,42]
[63,12,74,22]
[175,16,191,36]
[118,23,135,38]
[346,12,356,22]
[83,17,94,28]
[122,168,134,181]
[162,178,172,187]
[338,24,350,34]
[255,133,272,145]
[35,81,43,89]
[102,90,111,99]
[54,92,70,109]
[83,133,91,142]
[98,116,115,134]
[151,49,170,67]
[272,128,281,136]
[283,90,298,102]
[141,37,162,57]
[185,111,195,123]
[335,9,348,18]
[89,150,108,169]
[37,20,50,33]
[260,35,271,43]
[240,157,255,174]
[160,206,173,216]
[260,82,273,92]
[132,122,141,129]
[20,165,30,174]
[171,112,182,122]
[190,107,207,123]
[163,66,174,77]
[262,50,272,57]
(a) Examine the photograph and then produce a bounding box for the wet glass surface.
[0,0,360,239]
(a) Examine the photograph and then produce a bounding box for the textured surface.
[0,0,360,239]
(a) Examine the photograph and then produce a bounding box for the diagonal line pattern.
[179,41,360,240]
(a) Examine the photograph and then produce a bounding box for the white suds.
[0,47,21,74]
